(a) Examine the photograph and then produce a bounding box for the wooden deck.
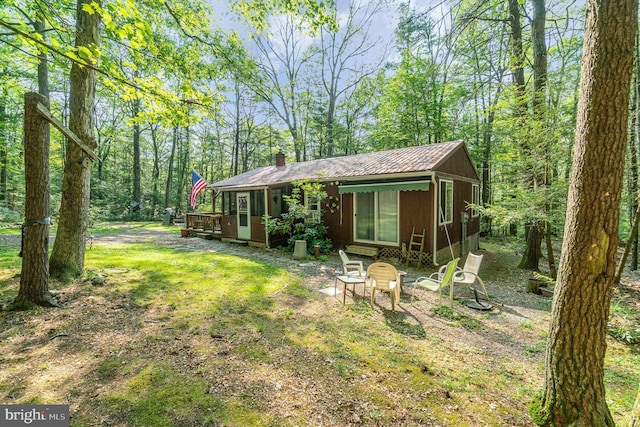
[185,213,222,238]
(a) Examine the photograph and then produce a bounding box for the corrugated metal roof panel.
[210,140,465,189]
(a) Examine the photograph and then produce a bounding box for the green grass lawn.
[0,227,638,426]
[0,227,21,235]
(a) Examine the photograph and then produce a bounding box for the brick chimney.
[275,150,286,167]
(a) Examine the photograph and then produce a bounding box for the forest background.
[3,1,640,424]
[0,0,635,269]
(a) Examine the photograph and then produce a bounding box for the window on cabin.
[250,191,265,216]
[304,192,321,224]
[223,192,237,215]
[439,180,453,224]
[270,188,282,217]
[472,184,480,217]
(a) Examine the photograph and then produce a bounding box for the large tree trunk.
[534,0,638,425]
[632,384,640,427]
[49,0,100,281]
[518,226,543,270]
[626,60,639,274]
[13,92,57,309]
[630,32,640,270]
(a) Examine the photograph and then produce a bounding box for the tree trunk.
[534,0,638,425]
[13,92,57,309]
[164,125,177,209]
[519,0,548,271]
[34,12,49,100]
[631,31,640,270]
[233,80,241,176]
[531,0,547,109]
[481,86,500,236]
[49,0,100,281]
[507,0,528,242]
[176,125,189,211]
[614,203,640,284]
[132,97,141,205]
[518,224,543,270]
[544,221,556,279]
[632,384,640,427]
[628,163,638,270]
[508,0,526,108]
[150,123,160,214]
[0,94,7,206]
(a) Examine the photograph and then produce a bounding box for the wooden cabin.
[208,140,481,265]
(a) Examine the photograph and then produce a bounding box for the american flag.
[190,170,208,209]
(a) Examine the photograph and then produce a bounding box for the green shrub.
[265,178,332,254]
[0,207,21,223]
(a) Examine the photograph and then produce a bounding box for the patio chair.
[411,258,460,304]
[367,262,400,311]
[451,252,489,300]
[339,250,366,279]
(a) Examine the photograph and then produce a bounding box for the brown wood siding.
[436,178,479,251]
[323,183,353,249]
[323,185,436,254]
[435,146,480,181]
[399,189,433,253]
[220,215,236,239]
[251,217,266,242]
[220,213,267,243]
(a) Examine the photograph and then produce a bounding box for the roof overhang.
[338,178,432,194]
[212,173,436,193]
[212,185,269,192]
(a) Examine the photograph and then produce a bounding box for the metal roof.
[209,140,467,190]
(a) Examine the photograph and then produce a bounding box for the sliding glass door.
[354,191,398,245]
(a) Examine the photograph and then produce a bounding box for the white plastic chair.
[451,253,489,300]
[339,249,366,279]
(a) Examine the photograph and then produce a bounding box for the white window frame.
[304,193,321,224]
[439,179,453,225]
[471,184,480,217]
[353,191,400,246]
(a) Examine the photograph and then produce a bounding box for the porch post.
[432,178,438,265]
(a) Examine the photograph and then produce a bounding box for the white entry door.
[237,192,251,240]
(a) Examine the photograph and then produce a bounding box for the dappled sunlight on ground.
[0,224,637,426]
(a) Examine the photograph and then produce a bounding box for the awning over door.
[338,179,431,194]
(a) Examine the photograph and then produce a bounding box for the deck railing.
[186,212,222,233]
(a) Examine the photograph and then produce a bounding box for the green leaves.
[232,0,336,34]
